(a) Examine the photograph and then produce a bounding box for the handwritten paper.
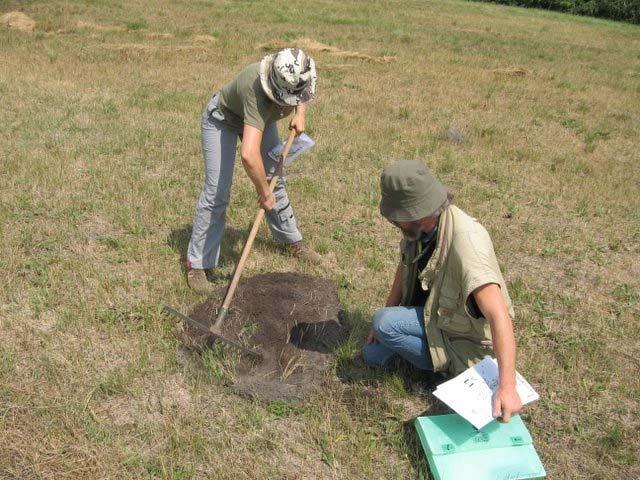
[433,357,539,430]
[268,133,315,166]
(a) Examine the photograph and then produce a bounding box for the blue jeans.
[363,306,433,371]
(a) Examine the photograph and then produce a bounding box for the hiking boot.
[186,268,213,293]
[287,241,322,265]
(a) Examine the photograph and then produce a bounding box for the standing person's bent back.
[217,63,293,133]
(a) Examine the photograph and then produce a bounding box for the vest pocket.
[436,295,473,336]
[448,337,494,369]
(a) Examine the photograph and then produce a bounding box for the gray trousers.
[187,94,302,269]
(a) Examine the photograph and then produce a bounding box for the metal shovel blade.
[163,306,264,361]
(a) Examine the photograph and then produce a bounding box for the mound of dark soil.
[188,272,345,401]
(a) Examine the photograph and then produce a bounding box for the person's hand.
[258,191,275,211]
[289,113,305,135]
[492,385,523,423]
[366,329,378,345]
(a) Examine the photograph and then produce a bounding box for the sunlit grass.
[1,0,639,478]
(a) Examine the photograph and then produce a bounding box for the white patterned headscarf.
[259,48,317,106]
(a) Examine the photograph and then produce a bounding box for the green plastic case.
[414,414,546,480]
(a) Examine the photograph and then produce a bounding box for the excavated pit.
[187,272,346,401]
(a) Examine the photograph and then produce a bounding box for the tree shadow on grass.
[166,223,282,271]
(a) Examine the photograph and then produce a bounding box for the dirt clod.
[187,273,345,401]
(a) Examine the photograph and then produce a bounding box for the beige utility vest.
[399,206,514,375]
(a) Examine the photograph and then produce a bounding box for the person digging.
[364,160,523,423]
[186,48,321,292]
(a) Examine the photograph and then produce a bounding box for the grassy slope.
[1,0,639,478]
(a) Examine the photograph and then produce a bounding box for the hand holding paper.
[492,384,523,423]
[433,357,539,430]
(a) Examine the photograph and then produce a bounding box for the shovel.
[164,129,299,360]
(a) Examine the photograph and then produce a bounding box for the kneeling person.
[364,160,522,422]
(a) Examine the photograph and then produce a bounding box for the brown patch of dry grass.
[0,11,35,32]
[492,66,530,76]
[145,32,175,39]
[191,34,216,43]
[259,38,396,63]
[76,20,124,32]
[95,43,205,52]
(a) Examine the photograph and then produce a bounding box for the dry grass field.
[1,0,639,478]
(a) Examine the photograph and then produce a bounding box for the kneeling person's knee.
[371,307,398,339]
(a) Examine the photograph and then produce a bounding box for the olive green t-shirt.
[217,63,294,132]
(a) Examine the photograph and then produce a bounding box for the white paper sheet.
[268,133,315,166]
[433,357,539,430]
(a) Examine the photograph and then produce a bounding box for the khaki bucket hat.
[380,160,447,222]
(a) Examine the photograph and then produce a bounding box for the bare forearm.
[240,125,271,197]
[489,312,517,388]
[473,283,521,421]
[474,284,517,388]
[295,103,306,116]
[290,103,307,133]
[386,263,403,307]
[241,153,270,196]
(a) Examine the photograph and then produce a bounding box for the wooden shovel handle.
[212,129,297,331]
